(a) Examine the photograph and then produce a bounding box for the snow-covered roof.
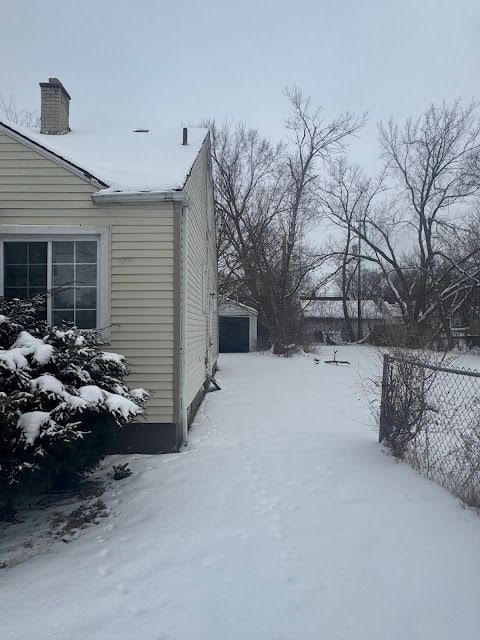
[301,299,385,320]
[219,297,258,316]
[0,119,208,193]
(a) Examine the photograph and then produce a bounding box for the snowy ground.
[2,346,480,640]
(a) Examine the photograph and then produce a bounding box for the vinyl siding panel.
[183,136,218,409]
[0,130,175,424]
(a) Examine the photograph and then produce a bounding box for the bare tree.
[211,89,365,353]
[378,100,480,347]
[0,95,40,128]
[317,159,384,341]
[320,101,480,349]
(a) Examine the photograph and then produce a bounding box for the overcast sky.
[1,0,479,173]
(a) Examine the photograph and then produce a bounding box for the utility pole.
[357,217,363,340]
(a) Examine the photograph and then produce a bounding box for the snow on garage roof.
[218,297,258,316]
[0,119,208,193]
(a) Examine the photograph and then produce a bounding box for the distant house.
[449,287,480,348]
[301,297,389,343]
[0,78,218,453]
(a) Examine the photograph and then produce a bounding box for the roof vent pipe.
[182,127,188,145]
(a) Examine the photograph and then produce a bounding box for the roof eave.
[91,190,188,205]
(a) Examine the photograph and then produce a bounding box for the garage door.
[219,316,250,352]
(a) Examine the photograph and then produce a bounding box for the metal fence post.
[379,354,390,443]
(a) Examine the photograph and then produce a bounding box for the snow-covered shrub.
[0,297,148,493]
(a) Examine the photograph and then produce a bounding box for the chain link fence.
[379,354,480,506]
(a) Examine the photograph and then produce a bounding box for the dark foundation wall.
[111,365,218,454]
[187,384,207,429]
[110,422,182,454]
[187,358,218,429]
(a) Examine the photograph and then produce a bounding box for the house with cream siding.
[301,297,389,344]
[0,78,218,453]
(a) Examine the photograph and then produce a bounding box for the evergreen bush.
[0,297,148,494]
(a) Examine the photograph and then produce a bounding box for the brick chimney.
[39,78,71,134]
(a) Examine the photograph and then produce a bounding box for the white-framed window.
[0,225,109,334]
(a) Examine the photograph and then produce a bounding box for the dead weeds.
[50,498,109,541]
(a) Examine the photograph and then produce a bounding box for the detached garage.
[218,298,258,353]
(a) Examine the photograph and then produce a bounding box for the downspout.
[180,205,189,442]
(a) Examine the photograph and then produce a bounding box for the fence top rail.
[386,354,480,379]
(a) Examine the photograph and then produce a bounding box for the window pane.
[28,243,47,264]
[76,287,96,309]
[53,264,74,287]
[76,264,97,286]
[76,310,96,329]
[76,241,97,263]
[4,242,27,265]
[53,288,74,309]
[53,241,74,263]
[29,265,47,287]
[5,287,28,300]
[5,265,28,287]
[30,287,47,299]
[53,310,74,325]
[3,238,100,330]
